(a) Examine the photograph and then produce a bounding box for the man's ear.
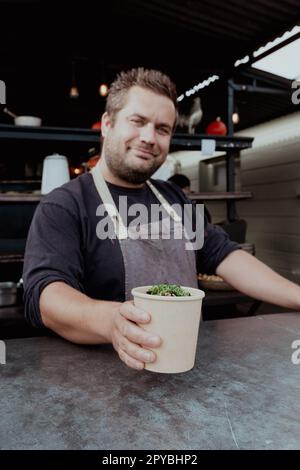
[101,112,111,137]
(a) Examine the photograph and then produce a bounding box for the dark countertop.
[1,313,300,450]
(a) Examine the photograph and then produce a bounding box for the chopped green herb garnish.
[147,284,191,297]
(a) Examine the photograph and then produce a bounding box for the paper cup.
[132,286,205,374]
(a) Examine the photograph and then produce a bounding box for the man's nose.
[140,123,156,144]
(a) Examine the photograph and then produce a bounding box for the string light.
[179,24,300,103]
[177,75,219,102]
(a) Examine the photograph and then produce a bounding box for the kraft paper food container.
[132,286,205,374]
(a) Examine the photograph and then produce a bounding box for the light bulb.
[232,112,240,124]
[70,86,79,98]
[99,83,109,97]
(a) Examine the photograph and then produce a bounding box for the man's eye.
[158,127,171,135]
[131,118,143,125]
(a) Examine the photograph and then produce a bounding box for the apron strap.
[146,180,182,222]
[91,162,182,240]
[91,163,128,240]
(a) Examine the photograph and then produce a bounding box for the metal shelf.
[0,124,100,144]
[191,191,253,201]
[0,124,253,150]
[0,191,253,204]
[0,194,41,203]
[170,133,253,151]
[0,253,24,263]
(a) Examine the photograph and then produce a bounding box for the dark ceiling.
[0,0,300,131]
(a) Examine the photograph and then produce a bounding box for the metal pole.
[227,79,234,137]
[226,80,236,220]
[226,150,238,222]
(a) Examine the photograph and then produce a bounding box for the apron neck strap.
[91,162,182,240]
[146,180,181,222]
[91,162,128,239]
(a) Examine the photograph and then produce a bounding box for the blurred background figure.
[168,173,191,195]
[168,173,212,223]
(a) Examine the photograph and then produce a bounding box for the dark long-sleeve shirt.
[23,173,240,328]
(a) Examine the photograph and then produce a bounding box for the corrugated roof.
[0,0,299,129]
[126,0,300,47]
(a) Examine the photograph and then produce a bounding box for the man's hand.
[110,301,162,370]
[39,282,161,369]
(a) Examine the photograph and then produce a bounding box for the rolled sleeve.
[197,221,241,275]
[23,201,85,328]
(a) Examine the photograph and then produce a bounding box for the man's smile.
[131,147,156,160]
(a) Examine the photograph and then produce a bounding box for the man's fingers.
[118,348,145,371]
[118,317,161,348]
[119,301,150,323]
[118,334,157,364]
[112,302,162,370]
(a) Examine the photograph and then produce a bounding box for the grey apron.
[92,165,198,300]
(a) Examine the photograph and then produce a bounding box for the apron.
[91,164,198,300]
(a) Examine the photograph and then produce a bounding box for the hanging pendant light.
[232,106,240,124]
[70,61,79,99]
[99,62,109,97]
[99,83,108,97]
[70,85,79,98]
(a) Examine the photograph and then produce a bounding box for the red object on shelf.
[205,117,227,135]
[92,121,102,130]
[87,155,100,169]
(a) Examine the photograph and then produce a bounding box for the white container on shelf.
[14,116,42,127]
[41,153,70,195]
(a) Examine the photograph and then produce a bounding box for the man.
[23,68,300,371]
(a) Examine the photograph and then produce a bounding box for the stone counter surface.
[1,313,300,450]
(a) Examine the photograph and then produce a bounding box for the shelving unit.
[171,132,254,221]
[0,125,254,258]
[0,125,253,211]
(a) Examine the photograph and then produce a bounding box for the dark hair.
[106,67,178,124]
[168,174,191,189]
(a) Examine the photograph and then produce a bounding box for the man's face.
[102,86,176,184]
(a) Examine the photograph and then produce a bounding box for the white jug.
[41,154,70,195]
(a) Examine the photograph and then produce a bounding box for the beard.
[103,133,164,184]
